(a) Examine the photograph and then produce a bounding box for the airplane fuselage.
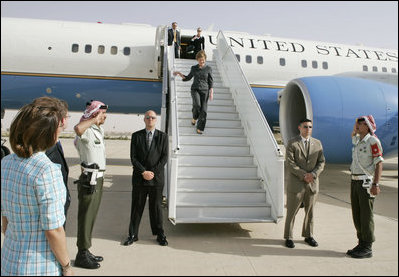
[1,17,397,162]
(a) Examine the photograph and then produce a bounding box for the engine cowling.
[279,76,398,163]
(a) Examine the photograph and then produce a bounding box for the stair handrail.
[215,31,285,220]
[165,36,180,222]
[168,44,180,154]
[160,25,168,133]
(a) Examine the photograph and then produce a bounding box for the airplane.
[1,17,398,163]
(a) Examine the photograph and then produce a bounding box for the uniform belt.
[96,172,104,178]
[351,175,367,180]
[82,169,104,178]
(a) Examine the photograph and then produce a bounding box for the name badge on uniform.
[94,140,101,144]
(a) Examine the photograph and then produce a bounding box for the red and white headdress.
[79,100,108,123]
[359,115,377,136]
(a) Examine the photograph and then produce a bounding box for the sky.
[1,1,398,49]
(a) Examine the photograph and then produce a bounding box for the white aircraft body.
[1,17,397,163]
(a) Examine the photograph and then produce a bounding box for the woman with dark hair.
[1,97,73,276]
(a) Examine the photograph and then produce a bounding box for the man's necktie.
[173,30,177,43]
[305,140,310,157]
[147,131,153,150]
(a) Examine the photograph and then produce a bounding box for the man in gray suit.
[284,119,325,248]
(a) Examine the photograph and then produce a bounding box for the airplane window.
[322,62,328,70]
[111,46,118,55]
[123,47,131,56]
[392,68,397,73]
[280,58,286,66]
[246,55,252,63]
[235,54,240,62]
[85,45,92,54]
[363,65,368,72]
[301,60,307,68]
[98,45,105,54]
[72,44,79,53]
[312,61,318,69]
[257,56,263,64]
[382,67,387,72]
[372,66,378,72]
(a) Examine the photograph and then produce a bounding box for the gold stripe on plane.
[250,84,285,89]
[1,71,160,82]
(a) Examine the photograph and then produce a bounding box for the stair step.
[178,111,239,120]
[176,191,266,205]
[175,205,272,222]
[173,217,274,224]
[177,92,232,100]
[179,135,247,146]
[177,178,262,191]
[176,86,230,92]
[178,104,236,113]
[178,154,253,166]
[179,126,244,136]
[179,98,233,106]
[178,144,250,155]
[178,166,257,178]
[178,119,241,128]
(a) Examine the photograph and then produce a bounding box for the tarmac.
[1,138,398,276]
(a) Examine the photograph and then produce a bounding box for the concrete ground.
[1,138,398,276]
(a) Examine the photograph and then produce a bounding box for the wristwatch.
[372,183,379,187]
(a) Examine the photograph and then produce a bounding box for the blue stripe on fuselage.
[1,74,162,114]
[1,74,282,127]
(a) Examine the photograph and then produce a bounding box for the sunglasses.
[145,116,156,120]
[303,126,312,129]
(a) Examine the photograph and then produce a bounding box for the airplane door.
[155,25,167,78]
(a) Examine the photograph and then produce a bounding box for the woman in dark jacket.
[174,50,213,134]
[191,27,205,57]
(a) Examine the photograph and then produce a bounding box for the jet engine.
[279,76,398,163]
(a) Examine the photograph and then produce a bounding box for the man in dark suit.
[123,110,169,246]
[167,22,181,58]
[284,119,325,248]
[32,97,71,226]
[46,141,70,222]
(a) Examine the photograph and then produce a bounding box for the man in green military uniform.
[347,115,383,259]
[73,100,108,269]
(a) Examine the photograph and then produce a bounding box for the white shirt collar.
[300,136,310,143]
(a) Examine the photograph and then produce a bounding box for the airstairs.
[161,28,284,224]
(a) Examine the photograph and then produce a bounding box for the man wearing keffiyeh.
[73,100,108,269]
[347,115,383,259]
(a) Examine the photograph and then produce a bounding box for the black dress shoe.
[87,250,103,262]
[123,235,138,246]
[157,234,168,246]
[74,250,101,269]
[285,239,295,248]
[304,237,318,247]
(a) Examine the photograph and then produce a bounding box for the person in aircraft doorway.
[173,50,213,134]
[168,22,181,58]
[190,27,205,57]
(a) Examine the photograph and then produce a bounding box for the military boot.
[349,242,372,259]
[74,249,101,269]
[346,240,363,255]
